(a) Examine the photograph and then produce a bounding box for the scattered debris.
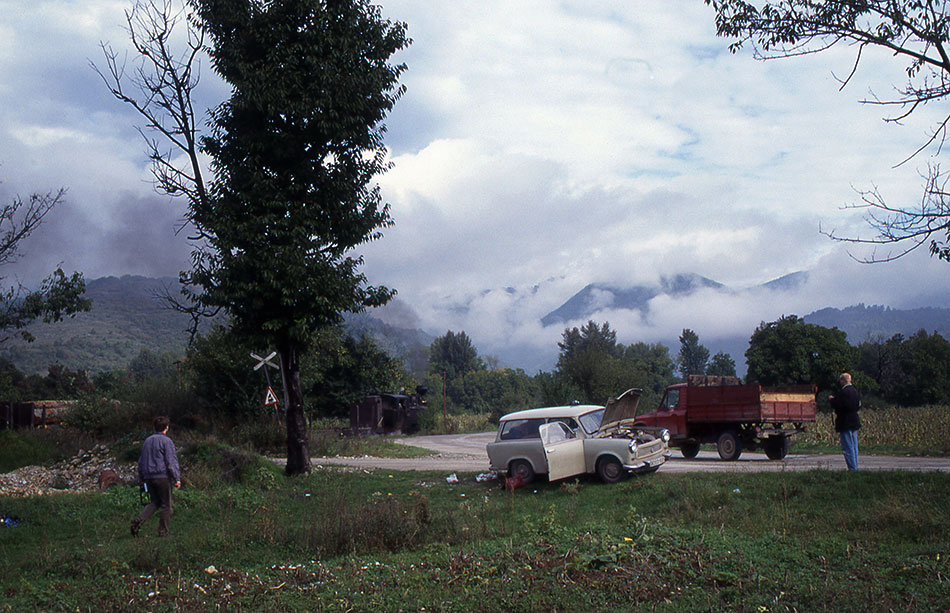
[0,444,136,497]
[475,472,496,482]
[445,473,458,484]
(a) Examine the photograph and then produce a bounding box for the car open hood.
[596,388,642,436]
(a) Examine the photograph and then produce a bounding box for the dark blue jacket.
[138,432,181,482]
[830,384,861,432]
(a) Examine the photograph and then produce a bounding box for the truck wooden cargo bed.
[685,384,817,424]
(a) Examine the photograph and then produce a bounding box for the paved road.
[307,432,950,474]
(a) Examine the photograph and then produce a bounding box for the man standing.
[829,372,861,471]
[131,416,181,537]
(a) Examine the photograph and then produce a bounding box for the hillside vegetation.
[0,276,193,374]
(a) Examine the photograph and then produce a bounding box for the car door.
[540,422,586,481]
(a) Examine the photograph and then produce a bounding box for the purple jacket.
[138,432,181,482]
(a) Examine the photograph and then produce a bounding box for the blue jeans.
[840,430,859,471]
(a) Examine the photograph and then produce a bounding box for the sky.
[1,0,949,370]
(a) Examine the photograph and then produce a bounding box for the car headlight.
[661,429,671,442]
[628,440,639,454]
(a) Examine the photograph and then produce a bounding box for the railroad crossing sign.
[251,351,282,423]
[251,351,279,371]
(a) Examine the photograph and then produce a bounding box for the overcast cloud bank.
[2,1,947,371]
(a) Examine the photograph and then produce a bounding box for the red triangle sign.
[264,386,279,406]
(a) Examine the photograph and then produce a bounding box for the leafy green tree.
[556,321,675,406]
[445,368,539,420]
[306,329,415,419]
[857,333,906,401]
[707,351,737,377]
[0,188,90,342]
[0,357,27,401]
[703,0,950,261]
[183,326,261,417]
[556,321,623,403]
[745,315,855,391]
[894,330,950,406]
[102,0,409,474]
[533,371,583,408]
[23,364,94,400]
[428,331,484,380]
[128,348,179,383]
[622,341,676,408]
[676,328,709,379]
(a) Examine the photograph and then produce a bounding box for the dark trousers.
[135,478,173,536]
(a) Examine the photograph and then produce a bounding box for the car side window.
[500,418,544,440]
[548,417,579,432]
[664,389,679,410]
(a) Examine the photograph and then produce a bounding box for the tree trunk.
[280,340,311,475]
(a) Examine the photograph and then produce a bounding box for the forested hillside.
[0,276,194,374]
[0,276,433,376]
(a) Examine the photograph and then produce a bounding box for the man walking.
[829,372,861,471]
[131,416,181,537]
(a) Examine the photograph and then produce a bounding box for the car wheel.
[596,456,625,484]
[680,441,700,459]
[716,430,742,461]
[764,436,790,460]
[508,459,535,484]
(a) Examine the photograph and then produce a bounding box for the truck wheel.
[680,441,700,459]
[509,459,535,484]
[716,430,742,461]
[597,456,625,484]
[764,436,790,460]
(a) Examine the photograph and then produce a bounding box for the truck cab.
[636,383,688,439]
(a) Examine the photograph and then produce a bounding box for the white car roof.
[498,405,603,422]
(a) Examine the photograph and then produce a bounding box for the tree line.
[3,311,947,430]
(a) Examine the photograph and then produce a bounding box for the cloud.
[2,0,948,373]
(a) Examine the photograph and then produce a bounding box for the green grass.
[2,463,949,611]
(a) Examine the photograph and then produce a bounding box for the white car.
[486,389,671,484]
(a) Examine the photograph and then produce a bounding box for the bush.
[0,430,51,472]
[62,396,140,436]
[178,439,273,488]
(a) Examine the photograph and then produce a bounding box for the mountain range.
[1,274,948,376]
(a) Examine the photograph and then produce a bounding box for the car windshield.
[578,408,604,434]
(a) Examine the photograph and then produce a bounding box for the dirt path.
[302,432,950,474]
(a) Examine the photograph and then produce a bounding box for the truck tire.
[596,456,625,484]
[764,435,790,460]
[716,430,742,461]
[680,441,701,459]
[509,459,535,484]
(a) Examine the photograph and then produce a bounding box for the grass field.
[2,405,949,611]
[2,457,949,611]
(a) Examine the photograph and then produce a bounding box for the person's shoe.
[130,519,141,537]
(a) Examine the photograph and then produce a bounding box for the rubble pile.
[0,444,137,497]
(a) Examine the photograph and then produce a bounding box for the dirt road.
[307,432,950,474]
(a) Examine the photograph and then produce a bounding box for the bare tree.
[94,0,221,330]
[93,0,209,221]
[705,0,950,262]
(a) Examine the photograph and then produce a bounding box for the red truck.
[633,375,817,460]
